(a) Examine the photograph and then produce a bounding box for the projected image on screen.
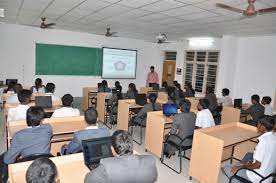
[102,47,137,79]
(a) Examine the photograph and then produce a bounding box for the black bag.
[0,152,8,183]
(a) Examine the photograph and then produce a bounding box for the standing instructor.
[146,66,159,87]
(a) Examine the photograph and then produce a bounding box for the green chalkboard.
[35,43,102,75]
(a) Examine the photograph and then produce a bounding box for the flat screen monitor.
[163,104,178,117]
[5,79,18,86]
[35,96,52,108]
[234,99,243,109]
[135,94,147,106]
[102,47,137,79]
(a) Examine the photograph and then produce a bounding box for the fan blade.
[216,3,244,13]
[258,7,276,15]
[45,23,56,27]
[21,24,41,28]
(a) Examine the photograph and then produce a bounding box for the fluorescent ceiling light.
[188,37,214,47]
[0,9,4,18]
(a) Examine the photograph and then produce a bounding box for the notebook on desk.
[135,94,147,106]
[35,96,52,108]
[82,136,113,170]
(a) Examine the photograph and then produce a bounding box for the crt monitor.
[163,104,178,117]
[135,94,147,106]
[5,79,18,86]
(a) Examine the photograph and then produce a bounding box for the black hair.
[148,93,157,111]
[258,116,275,132]
[115,81,120,88]
[102,80,108,86]
[180,99,191,113]
[222,88,230,96]
[13,83,23,94]
[26,107,44,127]
[84,107,98,125]
[262,96,272,105]
[62,94,73,107]
[251,94,260,103]
[162,81,168,88]
[45,83,55,93]
[175,83,182,91]
[129,83,138,94]
[35,78,43,92]
[198,98,209,109]
[112,130,133,155]
[26,157,57,183]
[173,81,178,86]
[206,86,214,94]
[150,66,154,70]
[18,89,32,103]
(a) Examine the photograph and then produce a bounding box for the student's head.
[150,66,154,72]
[18,89,32,104]
[148,93,157,104]
[180,99,191,113]
[128,83,136,92]
[222,88,230,97]
[261,96,272,105]
[257,116,275,134]
[26,107,44,127]
[206,86,214,94]
[84,107,98,126]
[35,78,43,87]
[115,81,120,88]
[26,157,58,183]
[102,80,108,86]
[13,83,23,94]
[251,94,260,104]
[185,82,192,89]
[111,130,133,156]
[197,98,209,111]
[62,94,73,107]
[162,81,168,88]
[45,83,55,93]
[173,81,178,86]
[175,83,181,90]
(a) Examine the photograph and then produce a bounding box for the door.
[162,60,176,86]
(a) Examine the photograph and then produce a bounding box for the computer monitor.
[152,84,159,91]
[5,79,18,86]
[35,96,52,108]
[163,104,178,117]
[82,136,113,170]
[234,99,243,109]
[135,94,147,106]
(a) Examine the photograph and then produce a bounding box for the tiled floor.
[0,100,230,183]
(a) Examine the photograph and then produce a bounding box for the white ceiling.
[0,0,275,41]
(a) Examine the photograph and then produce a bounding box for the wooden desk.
[82,87,97,111]
[96,92,111,122]
[140,87,153,94]
[8,153,89,183]
[189,122,259,183]
[7,116,87,155]
[117,99,143,131]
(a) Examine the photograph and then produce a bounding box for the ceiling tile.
[140,0,185,12]
[136,13,169,22]
[77,0,111,12]
[117,0,159,8]
[160,5,203,17]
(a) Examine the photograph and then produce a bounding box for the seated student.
[45,83,61,103]
[241,94,265,126]
[7,89,31,122]
[163,99,196,157]
[124,83,138,99]
[204,86,218,112]
[160,81,169,92]
[133,94,161,126]
[62,108,109,154]
[222,116,276,183]
[51,94,80,118]
[6,83,23,104]
[26,157,59,183]
[30,78,45,94]
[195,99,215,128]
[173,80,178,87]
[184,82,195,97]
[3,81,16,94]
[173,83,185,101]
[4,107,52,164]
[84,130,158,183]
[107,88,123,124]
[115,81,122,91]
[261,96,273,116]
[98,80,111,93]
[219,88,233,107]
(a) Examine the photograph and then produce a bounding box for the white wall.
[0,23,163,97]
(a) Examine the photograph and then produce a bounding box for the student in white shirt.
[222,116,276,183]
[6,83,23,104]
[219,88,233,107]
[51,94,80,118]
[195,98,215,128]
[261,96,273,116]
[30,78,45,94]
[45,83,61,103]
[7,89,31,122]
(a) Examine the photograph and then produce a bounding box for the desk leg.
[230,146,235,164]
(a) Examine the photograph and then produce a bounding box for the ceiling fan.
[104,27,118,37]
[156,33,170,44]
[216,0,276,17]
[22,17,56,29]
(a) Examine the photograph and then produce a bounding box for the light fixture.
[188,37,214,47]
[0,8,4,18]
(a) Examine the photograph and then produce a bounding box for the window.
[183,51,219,93]
[165,51,177,61]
